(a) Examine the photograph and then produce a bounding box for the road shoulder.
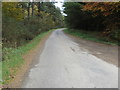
[7,31,52,88]
[65,33,118,67]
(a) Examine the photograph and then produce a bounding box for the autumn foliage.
[83,2,120,40]
[2,2,64,47]
[83,2,120,16]
[64,2,120,42]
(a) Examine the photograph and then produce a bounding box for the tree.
[2,2,24,21]
[27,2,31,20]
[32,1,34,16]
[83,2,120,40]
[2,2,64,47]
[63,2,95,30]
[63,2,120,41]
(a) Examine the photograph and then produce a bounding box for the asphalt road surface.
[22,28,118,88]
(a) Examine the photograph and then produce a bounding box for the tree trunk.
[32,1,34,16]
[28,2,31,20]
[37,2,41,17]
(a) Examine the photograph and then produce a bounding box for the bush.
[2,11,56,48]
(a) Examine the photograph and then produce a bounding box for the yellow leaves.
[2,2,24,21]
[83,2,120,17]
[34,5,38,11]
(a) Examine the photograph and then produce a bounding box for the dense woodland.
[63,2,120,43]
[2,2,64,48]
[2,2,120,47]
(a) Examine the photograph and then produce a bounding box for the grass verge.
[1,29,53,85]
[64,29,118,45]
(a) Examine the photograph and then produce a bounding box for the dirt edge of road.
[65,32,118,67]
[7,31,52,88]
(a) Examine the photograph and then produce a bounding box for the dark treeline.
[63,2,120,42]
[2,2,64,47]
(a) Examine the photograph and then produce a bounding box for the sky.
[28,0,66,16]
[54,0,67,16]
[54,0,64,10]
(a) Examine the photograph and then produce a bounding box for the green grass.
[64,29,118,45]
[0,62,2,85]
[1,29,53,84]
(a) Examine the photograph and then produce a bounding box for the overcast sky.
[54,1,64,10]
[54,0,66,16]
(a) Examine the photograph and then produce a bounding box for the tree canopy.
[63,2,120,41]
[2,2,64,47]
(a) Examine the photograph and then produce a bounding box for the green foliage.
[2,2,63,48]
[63,2,120,43]
[64,2,83,28]
[2,30,53,84]
[2,2,24,21]
[2,16,27,47]
[64,29,118,45]
[2,2,64,85]
[63,2,103,30]
[2,48,24,83]
[40,2,64,27]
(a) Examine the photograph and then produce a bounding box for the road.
[22,28,118,88]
